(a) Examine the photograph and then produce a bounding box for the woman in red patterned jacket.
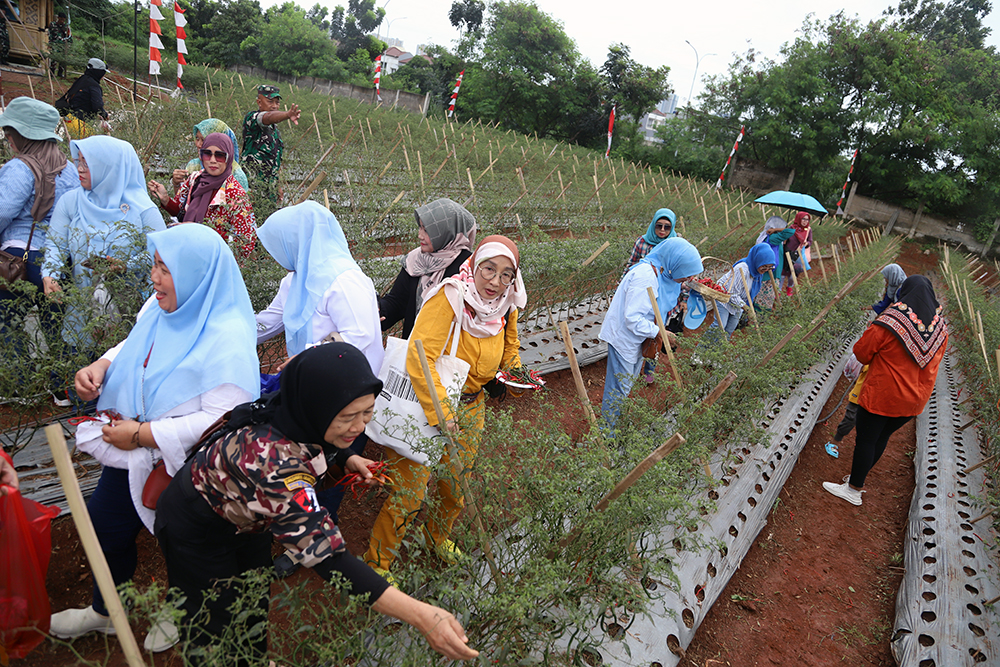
[148,132,256,258]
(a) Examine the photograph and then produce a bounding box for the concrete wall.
[845,193,991,255]
[727,158,794,194]
[228,65,430,116]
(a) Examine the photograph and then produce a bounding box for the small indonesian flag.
[447,70,464,118]
[373,54,382,102]
[836,149,859,215]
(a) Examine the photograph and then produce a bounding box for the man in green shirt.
[47,12,72,77]
[241,84,300,202]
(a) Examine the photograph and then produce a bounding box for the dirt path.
[683,239,940,667]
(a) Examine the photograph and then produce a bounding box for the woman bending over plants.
[599,237,703,429]
[154,343,478,664]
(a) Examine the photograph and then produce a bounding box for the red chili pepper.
[334,461,393,499]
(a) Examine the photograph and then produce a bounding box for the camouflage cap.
[257,84,281,99]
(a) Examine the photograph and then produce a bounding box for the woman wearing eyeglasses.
[623,207,677,276]
[148,132,256,258]
[364,235,526,581]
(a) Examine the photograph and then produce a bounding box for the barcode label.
[384,369,418,403]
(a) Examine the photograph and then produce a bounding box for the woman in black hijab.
[154,342,479,664]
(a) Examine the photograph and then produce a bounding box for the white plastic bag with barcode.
[366,323,469,465]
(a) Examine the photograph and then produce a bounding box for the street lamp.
[384,16,406,44]
[685,40,715,109]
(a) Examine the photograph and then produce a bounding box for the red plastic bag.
[0,451,60,659]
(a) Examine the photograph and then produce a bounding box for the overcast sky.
[262,0,1000,106]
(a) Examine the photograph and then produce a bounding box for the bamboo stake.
[817,243,828,282]
[375,161,392,185]
[413,340,501,580]
[323,188,330,210]
[313,111,323,150]
[646,287,682,388]
[785,251,800,299]
[295,139,339,196]
[417,151,425,193]
[755,324,803,368]
[45,426,148,667]
[558,321,597,427]
[739,269,760,335]
[962,454,997,475]
[293,170,326,205]
[204,82,211,117]
[551,432,687,555]
[832,244,842,279]
[467,167,475,200]
[768,269,781,308]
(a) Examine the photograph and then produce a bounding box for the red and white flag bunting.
[605,103,616,158]
[715,125,745,189]
[174,2,187,89]
[836,149,858,215]
[149,0,163,75]
[373,55,382,102]
[447,70,464,118]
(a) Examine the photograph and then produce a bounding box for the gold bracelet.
[131,423,141,448]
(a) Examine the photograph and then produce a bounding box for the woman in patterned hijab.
[379,197,477,337]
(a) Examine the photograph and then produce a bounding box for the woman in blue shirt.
[0,97,80,402]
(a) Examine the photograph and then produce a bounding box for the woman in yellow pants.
[365,235,525,580]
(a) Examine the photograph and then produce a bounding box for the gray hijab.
[403,198,477,308]
[882,264,907,300]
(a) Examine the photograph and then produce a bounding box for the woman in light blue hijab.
[256,201,383,521]
[50,223,259,650]
[599,237,703,428]
[41,136,166,344]
[623,207,677,275]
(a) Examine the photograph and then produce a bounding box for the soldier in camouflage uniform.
[154,343,479,663]
[241,84,300,203]
[47,12,72,77]
[0,14,9,65]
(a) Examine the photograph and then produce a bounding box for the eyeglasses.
[655,223,671,231]
[200,149,229,163]
[478,263,516,286]
[75,159,89,172]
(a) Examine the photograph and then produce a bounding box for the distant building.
[657,94,682,116]
[639,108,668,145]
[381,45,407,75]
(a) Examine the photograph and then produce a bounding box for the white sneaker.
[143,617,179,652]
[49,606,116,639]
[823,481,864,506]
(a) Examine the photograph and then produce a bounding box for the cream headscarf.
[421,234,526,338]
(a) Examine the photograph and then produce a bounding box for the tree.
[696,11,1000,220]
[243,2,338,76]
[601,43,671,122]
[305,3,330,32]
[884,0,992,49]
[196,0,264,67]
[448,0,485,34]
[328,0,385,60]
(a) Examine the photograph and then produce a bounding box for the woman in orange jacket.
[823,276,947,506]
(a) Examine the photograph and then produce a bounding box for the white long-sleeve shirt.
[255,268,384,374]
[75,298,253,532]
[599,264,662,366]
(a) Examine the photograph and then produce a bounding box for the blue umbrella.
[753,190,828,217]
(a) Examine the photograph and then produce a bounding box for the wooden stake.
[204,82,211,117]
[817,242,828,282]
[45,426,148,667]
[739,268,760,334]
[323,188,330,210]
[551,432,687,555]
[558,321,597,426]
[785,251,800,298]
[768,269,781,307]
[417,151,425,192]
[832,244,842,279]
[313,111,323,150]
[293,170,326,205]
[755,324,803,368]
[646,287,682,388]
[413,340,501,581]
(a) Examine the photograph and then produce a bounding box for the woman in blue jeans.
[0,97,80,403]
[598,237,703,429]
